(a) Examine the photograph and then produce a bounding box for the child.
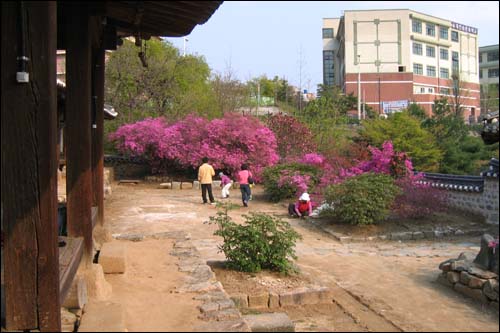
[288,192,313,218]
[219,172,232,199]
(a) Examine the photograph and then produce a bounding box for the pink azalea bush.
[110,113,279,179]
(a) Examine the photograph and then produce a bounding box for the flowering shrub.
[323,173,401,225]
[262,163,321,202]
[392,176,449,219]
[266,114,317,159]
[110,113,279,178]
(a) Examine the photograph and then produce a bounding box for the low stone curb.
[145,177,241,190]
[230,287,333,310]
[318,224,489,244]
[437,253,499,311]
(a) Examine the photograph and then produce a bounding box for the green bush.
[322,173,400,225]
[209,205,302,274]
[262,163,321,202]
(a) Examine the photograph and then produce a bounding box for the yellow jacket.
[198,163,215,184]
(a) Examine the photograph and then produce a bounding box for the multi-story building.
[479,44,499,113]
[323,9,480,120]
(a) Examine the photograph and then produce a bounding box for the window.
[440,88,450,95]
[479,53,483,63]
[428,87,434,93]
[479,70,482,79]
[488,68,499,78]
[451,30,459,42]
[398,66,405,72]
[440,48,449,60]
[452,51,459,74]
[413,42,423,55]
[322,28,334,39]
[440,68,449,79]
[323,50,335,86]
[413,63,423,75]
[420,87,426,93]
[426,23,435,36]
[439,26,448,40]
[426,45,435,58]
[427,65,436,77]
[412,19,422,33]
[487,50,499,62]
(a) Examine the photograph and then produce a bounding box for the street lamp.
[357,54,361,120]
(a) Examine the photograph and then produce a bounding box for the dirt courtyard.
[102,182,499,332]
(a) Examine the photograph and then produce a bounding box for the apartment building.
[479,44,499,113]
[323,9,480,120]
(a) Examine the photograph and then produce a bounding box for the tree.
[211,64,249,114]
[359,112,442,172]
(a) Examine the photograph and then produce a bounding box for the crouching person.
[288,192,313,218]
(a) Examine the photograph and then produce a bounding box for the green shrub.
[322,173,400,225]
[209,205,302,274]
[262,163,321,202]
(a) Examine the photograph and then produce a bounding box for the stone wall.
[445,178,499,225]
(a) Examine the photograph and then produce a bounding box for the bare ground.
[103,182,499,332]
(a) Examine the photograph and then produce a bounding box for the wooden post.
[92,46,105,226]
[66,7,93,265]
[1,1,61,331]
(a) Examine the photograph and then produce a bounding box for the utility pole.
[357,54,361,120]
[183,37,188,56]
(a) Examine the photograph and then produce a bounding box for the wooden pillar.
[66,7,93,265]
[1,2,61,331]
[92,46,105,226]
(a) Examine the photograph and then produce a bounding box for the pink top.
[221,174,231,186]
[237,170,253,185]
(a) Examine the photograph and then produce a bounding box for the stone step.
[78,301,126,332]
[243,313,295,332]
[99,241,127,274]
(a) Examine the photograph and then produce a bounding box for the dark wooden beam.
[92,47,105,227]
[1,1,61,331]
[66,6,93,266]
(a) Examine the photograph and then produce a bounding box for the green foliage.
[359,112,442,172]
[323,173,400,225]
[209,205,302,274]
[262,163,321,202]
[406,102,427,119]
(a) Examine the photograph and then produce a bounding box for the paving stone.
[199,302,220,314]
[200,308,242,321]
[78,301,127,332]
[217,299,236,311]
[243,312,295,332]
[159,182,172,189]
[181,182,193,189]
[194,319,251,332]
[172,182,181,190]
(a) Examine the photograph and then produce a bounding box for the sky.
[165,1,500,94]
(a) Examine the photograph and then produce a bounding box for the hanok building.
[1,1,222,331]
[323,9,480,120]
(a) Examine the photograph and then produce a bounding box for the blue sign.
[382,100,409,114]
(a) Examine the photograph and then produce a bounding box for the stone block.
[233,182,240,189]
[423,230,435,239]
[437,273,454,288]
[61,308,77,326]
[468,276,487,289]
[454,283,489,303]
[212,180,222,188]
[181,182,193,189]
[194,319,251,332]
[391,232,412,241]
[199,302,219,314]
[412,231,425,240]
[231,294,249,309]
[99,242,127,274]
[172,181,181,190]
[243,313,295,332]
[218,299,236,311]
[269,292,280,308]
[459,271,473,285]
[78,301,126,332]
[447,271,460,284]
[483,279,499,301]
[490,301,499,312]
[193,181,200,190]
[83,264,112,301]
[248,292,269,309]
[159,182,172,189]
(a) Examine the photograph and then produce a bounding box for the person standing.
[198,157,215,205]
[219,172,232,199]
[237,163,253,207]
